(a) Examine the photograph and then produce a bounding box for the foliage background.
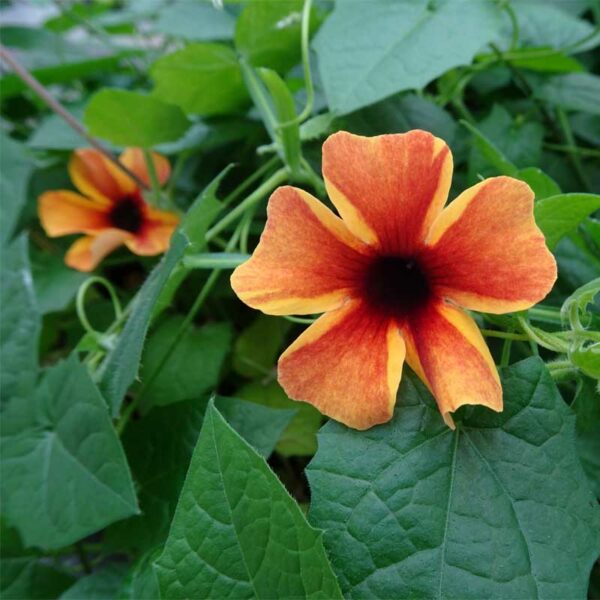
[0,0,599,598]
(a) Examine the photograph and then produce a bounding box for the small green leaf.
[31,246,87,314]
[235,0,305,73]
[60,564,129,600]
[118,549,161,600]
[307,358,600,598]
[534,193,600,250]
[232,314,291,378]
[0,235,40,407]
[84,89,190,147]
[97,232,189,415]
[314,0,503,114]
[1,355,138,550]
[1,521,75,600]
[151,44,249,116]
[462,117,519,177]
[506,47,583,73]
[258,68,302,173]
[214,396,296,457]
[236,380,322,457]
[139,316,232,408]
[536,72,600,115]
[516,167,561,200]
[154,401,343,599]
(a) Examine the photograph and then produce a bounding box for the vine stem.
[0,44,149,191]
[206,168,288,241]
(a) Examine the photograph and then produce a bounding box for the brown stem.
[0,44,149,190]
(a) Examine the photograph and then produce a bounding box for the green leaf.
[507,1,600,53]
[516,167,561,200]
[60,564,129,600]
[461,117,518,178]
[466,105,544,179]
[84,89,190,147]
[151,43,249,116]
[31,246,87,314]
[97,232,189,415]
[536,73,600,115]
[28,109,90,151]
[118,549,161,600]
[0,235,40,406]
[573,378,600,496]
[152,2,235,41]
[570,112,600,146]
[1,559,74,600]
[0,355,138,550]
[534,193,600,250]
[0,135,33,245]
[235,0,305,73]
[307,358,600,598]
[232,315,291,378]
[506,47,583,73]
[106,398,209,553]
[214,396,296,457]
[139,316,232,408]
[236,380,322,457]
[314,0,503,114]
[1,521,75,600]
[154,401,343,599]
[258,68,302,174]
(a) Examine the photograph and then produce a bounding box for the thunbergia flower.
[231,130,557,429]
[39,148,179,272]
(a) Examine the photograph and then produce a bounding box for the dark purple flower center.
[362,255,431,320]
[109,196,143,233]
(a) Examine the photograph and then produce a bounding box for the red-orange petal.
[231,186,371,316]
[38,190,109,236]
[422,176,557,313]
[278,300,405,430]
[322,130,453,254]
[403,301,502,428]
[125,206,179,256]
[65,230,130,272]
[69,148,137,203]
[120,148,171,189]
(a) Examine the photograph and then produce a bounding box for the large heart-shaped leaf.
[307,358,599,598]
[154,401,342,599]
[314,0,503,114]
[1,355,138,550]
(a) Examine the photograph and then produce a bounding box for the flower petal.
[422,176,557,313]
[125,206,179,256]
[231,185,371,316]
[38,190,109,236]
[65,229,130,272]
[322,130,453,254]
[69,148,137,202]
[120,148,171,188]
[278,300,405,430]
[404,301,502,428]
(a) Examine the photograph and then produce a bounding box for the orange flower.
[38,148,179,272]
[231,130,557,430]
